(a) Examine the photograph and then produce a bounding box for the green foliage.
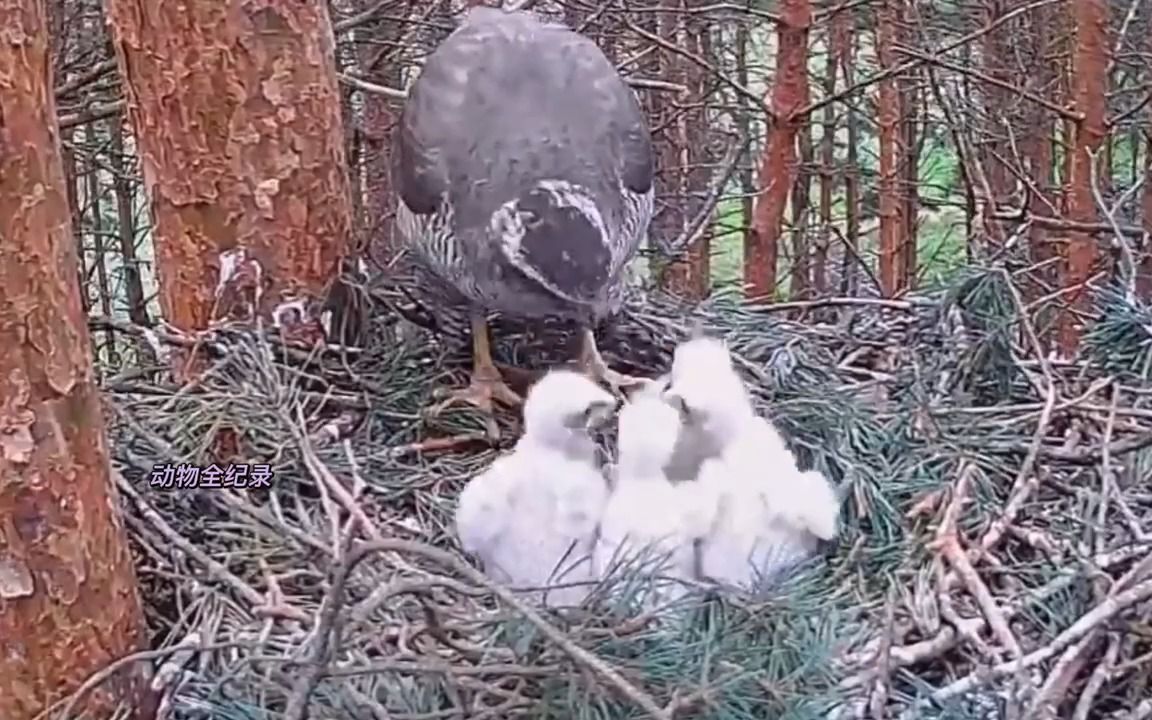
[1083,285,1152,381]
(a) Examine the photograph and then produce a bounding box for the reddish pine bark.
[877,0,906,296]
[0,0,150,716]
[1058,0,1110,354]
[980,1,1014,209]
[747,0,811,301]
[104,0,353,345]
[1026,5,1059,286]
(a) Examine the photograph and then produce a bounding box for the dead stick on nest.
[839,543,1152,691]
[1071,632,1122,720]
[929,462,1022,659]
[904,575,1152,713]
[1028,628,1105,719]
[961,271,1062,566]
[115,472,309,624]
[1099,389,1149,542]
[41,642,247,720]
[387,432,490,457]
[284,538,672,720]
[976,381,1058,557]
[293,406,383,543]
[938,537,1021,659]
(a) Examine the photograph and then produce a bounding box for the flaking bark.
[104,0,353,341]
[0,0,150,716]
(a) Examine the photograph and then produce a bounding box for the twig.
[1072,632,1122,720]
[294,538,673,720]
[908,576,1152,710]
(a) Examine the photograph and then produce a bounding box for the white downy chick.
[662,336,794,478]
[594,392,719,607]
[454,369,619,607]
[663,336,837,589]
[697,429,841,590]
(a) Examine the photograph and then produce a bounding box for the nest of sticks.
[55,267,1152,719]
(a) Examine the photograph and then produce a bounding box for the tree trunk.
[747,0,811,302]
[1058,0,1110,354]
[900,70,920,289]
[979,1,1014,222]
[661,0,713,300]
[816,23,838,297]
[836,12,860,296]
[736,23,754,261]
[110,115,152,327]
[357,0,413,264]
[1139,119,1152,297]
[789,121,813,300]
[0,1,151,716]
[877,0,906,296]
[104,0,353,360]
[1025,5,1059,291]
[86,123,117,361]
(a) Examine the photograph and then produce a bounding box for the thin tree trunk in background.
[1026,5,1059,291]
[110,115,151,326]
[674,3,713,299]
[816,26,838,297]
[0,1,151,716]
[361,81,396,259]
[979,0,1013,233]
[789,121,813,299]
[877,0,906,296]
[641,0,672,283]
[960,42,977,258]
[1100,128,1113,195]
[736,23,754,254]
[655,0,693,296]
[836,11,860,296]
[901,70,920,289]
[1139,119,1152,297]
[1058,0,1110,354]
[105,0,353,372]
[358,0,413,264]
[747,0,811,302]
[87,122,117,360]
[60,125,88,313]
[341,76,363,243]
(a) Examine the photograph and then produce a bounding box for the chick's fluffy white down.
[697,421,840,590]
[454,370,615,607]
[594,394,718,602]
[455,445,608,606]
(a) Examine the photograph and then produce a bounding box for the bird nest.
[59,268,1152,719]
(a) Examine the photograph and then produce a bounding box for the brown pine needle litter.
[59,266,1152,720]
